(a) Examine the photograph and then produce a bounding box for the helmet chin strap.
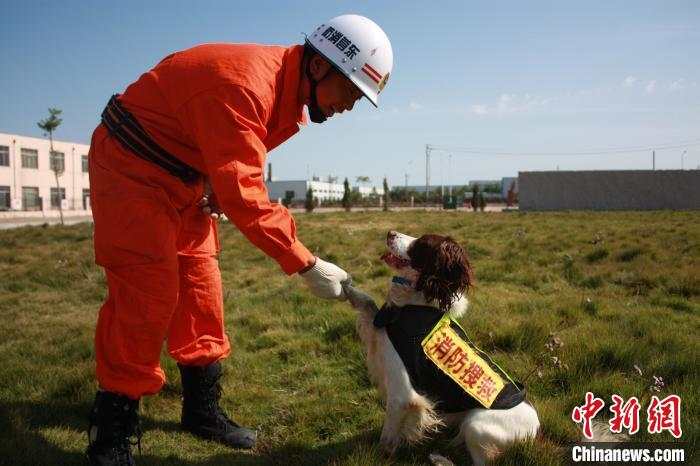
[305,59,327,124]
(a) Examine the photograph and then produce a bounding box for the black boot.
[178,362,257,449]
[86,391,142,466]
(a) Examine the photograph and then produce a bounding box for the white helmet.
[306,14,393,107]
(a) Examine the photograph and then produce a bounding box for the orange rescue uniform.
[89,43,315,399]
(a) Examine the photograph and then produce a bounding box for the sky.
[1,1,699,187]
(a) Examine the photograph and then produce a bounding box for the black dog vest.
[373,304,526,413]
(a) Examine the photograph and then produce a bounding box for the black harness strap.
[101,95,200,184]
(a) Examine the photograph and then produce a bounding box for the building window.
[82,188,90,210]
[0,146,9,167]
[82,154,89,173]
[50,151,65,172]
[21,148,38,169]
[22,187,41,210]
[50,187,66,208]
[0,186,10,210]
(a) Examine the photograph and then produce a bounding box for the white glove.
[300,257,348,300]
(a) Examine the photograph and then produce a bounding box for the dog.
[342,231,540,465]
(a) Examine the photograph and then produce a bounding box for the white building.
[0,132,388,212]
[0,132,91,212]
[266,180,344,203]
[353,185,385,197]
[266,179,384,204]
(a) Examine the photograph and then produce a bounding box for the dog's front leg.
[377,329,414,455]
[379,398,405,455]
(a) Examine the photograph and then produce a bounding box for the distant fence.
[519,170,700,211]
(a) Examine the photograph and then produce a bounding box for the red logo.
[647,395,682,438]
[572,392,606,439]
[572,392,682,439]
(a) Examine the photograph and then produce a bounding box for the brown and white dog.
[342,231,540,465]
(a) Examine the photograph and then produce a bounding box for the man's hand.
[300,257,348,300]
[198,178,223,219]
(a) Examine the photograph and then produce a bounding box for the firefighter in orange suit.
[85,15,394,466]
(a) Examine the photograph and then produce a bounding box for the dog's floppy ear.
[414,237,472,312]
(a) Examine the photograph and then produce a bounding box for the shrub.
[470,185,479,211]
[282,191,294,208]
[561,254,580,283]
[341,178,351,212]
[666,278,699,298]
[304,187,316,212]
[585,248,609,263]
[382,177,389,211]
[617,247,643,262]
[581,297,598,315]
[580,275,604,289]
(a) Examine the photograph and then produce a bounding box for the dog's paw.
[341,282,379,313]
[428,452,455,466]
[379,434,401,457]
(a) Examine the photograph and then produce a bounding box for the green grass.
[0,210,698,465]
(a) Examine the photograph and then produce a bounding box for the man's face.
[308,55,364,120]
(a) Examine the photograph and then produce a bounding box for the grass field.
[0,210,697,465]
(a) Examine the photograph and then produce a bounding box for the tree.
[382,177,390,211]
[482,182,502,193]
[342,177,351,211]
[37,108,64,225]
[282,190,294,208]
[390,186,417,203]
[470,184,479,212]
[355,175,370,189]
[506,181,517,207]
[478,191,486,212]
[304,186,316,212]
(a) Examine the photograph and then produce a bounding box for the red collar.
[277,44,307,128]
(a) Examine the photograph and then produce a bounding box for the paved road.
[0,205,512,230]
[289,205,510,213]
[0,215,94,230]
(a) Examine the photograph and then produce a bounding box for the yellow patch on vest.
[422,320,506,408]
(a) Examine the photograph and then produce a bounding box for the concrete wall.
[519,170,700,211]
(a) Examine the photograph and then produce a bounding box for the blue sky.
[1,1,698,186]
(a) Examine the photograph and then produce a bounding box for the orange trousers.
[89,125,230,400]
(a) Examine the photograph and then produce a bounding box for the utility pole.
[440,153,444,200]
[652,150,655,170]
[448,154,453,201]
[425,144,431,204]
[681,150,687,170]
[404,159,412,191]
